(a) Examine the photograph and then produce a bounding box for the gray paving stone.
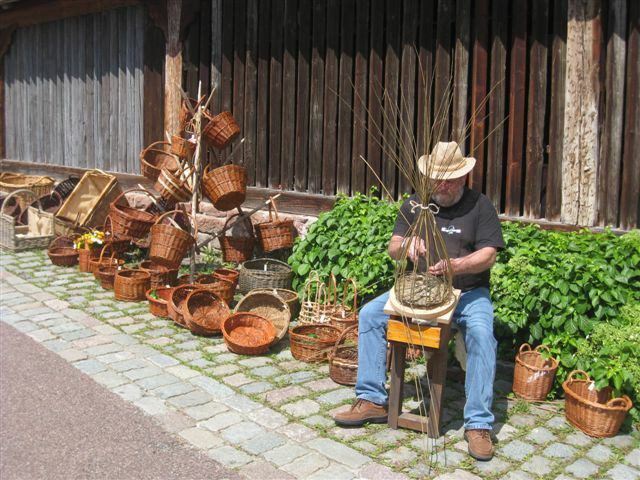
[352,441,377,454]
[546,415,569,430]
[145,327,176,338]
[199,411,244,432]
[84,343,123,357]
[109,334,138,346]
[282,399,320,418]
[121,324,146,334]
[49,322,83,334]
[316,388,354,405]
[113,383,143,402]
[626,449,640,468]
[250,365,281,378]
[500,439,536,461]
[280,452,329,479]
[165,364,200,379]
[306,437,370,469]
[238,356,272,367]
[145,337,175,347]
[59,328,96,341]
[521,455,554,476]
[96,351,135,364]
[306,462,355,480]
[133,396,168,415]
[188,358,216,369]
[473,456,511,476]
[602,434,637,449]
[151,382,195,399]
[509,413,537,427]
[604,464,640,480]
[167,390,213,409]
[223,373,253,387]
[275,371,316,384]
[190,375,234,400]
[209,364,240,376]
[27,328,56,342]
[587,444,613,463]
[264,386,309,405]
[110,359,149,372]
[123,366,163,381]
[564,430,594,447]
[526,426,556,444]
[372,429,408,447]
[183,401,228,421]
[179,427,225,450]
[239,460,296,480]
[304,378,340,392]
[73,359,107,375]
[565,458,599,479]
[329,426,368,442]
[543,443,577,459]
[263,443,310,467]
[220,421,266,444]
[136,374,181,391]
[57,348,88,362]
[358,463,409,480]
[501,472,535,480]
[246,407,289,429]
[304,415,334,428]
[42,339,71,353]
[222,394,262,413]
[240,381,273,395]
[12,321,39,333]
[92,370,128,389]
[494,423,518,442]
[379,446,416,468]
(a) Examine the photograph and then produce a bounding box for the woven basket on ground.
[96,265,118,290]
[145,286,174,317]
[512,344,559,401]
[222,313,275,355]
[562,370,633,438]
[47,236,78,266]
[176,274,197,285]
[109,188,158,240]
[213,268,240,289]
[202,111,240,149]
[195,274,235,305]
[139,260,179,288]
[201,164,247,211]
[114,269,151,302]
[238,258,292,293]
[250,288,299,319]
[254,199,294,252]
[1,189,55,251]
[89,245,124,276]
[289,324,341,363]
[18,191,63,225]
[328,324,358,385]
[153,168,192,208]
[102,215,132,253]
[78,246,100,273]
[328,278,359,331]
[234,291,291,344]
[0,173,54,209]
[140,141,180,181]
[149,210,197,268]
[53,175,80,200]
[220,214,255,263]
[184,290,230,336]
[170,135,196,159]
[298,274,331,326]
[168,285,200,327]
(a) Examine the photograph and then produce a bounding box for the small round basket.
[149,210,197,269]
[213,268,240,289]
[234,290,291,344]
[202,111,240,149]
[201,164,247,211]
[251,288,299,319]
[96,265,118,290]
[328,324,358,385]
[238,258,292,293]
[109,188,158,240]
[184,290,230,336]
[146,286,174,317]
[288,324,341,363]
[139,141,180,182]
[222,313,276,355]
[195,274,235,305]
[512,344,559,401]
[168,285,200,327]
[114,269,151,302]
[562,370,633,438]
[47,236,79,267]
[139,260,179,288]
[90,245,125,276]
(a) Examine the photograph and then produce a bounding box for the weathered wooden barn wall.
[3,5,145,174]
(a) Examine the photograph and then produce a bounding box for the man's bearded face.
[432,176,466,207]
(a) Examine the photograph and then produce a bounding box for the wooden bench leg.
[427,324,451,438]
[387,341,406,429]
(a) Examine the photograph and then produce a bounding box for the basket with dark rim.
[202,111,240,149]
[170,135,196,159]
[195,274,235,305]
[562,370,633,438]
[168,285,200,327]
[89,244,125,276]
[213,268,240,289]
[139,141,180,181]
[234,290,291,344]
[329,278,359,332]
[109,188,159,240]
[201,164,247,211]
[47,236,79,266]
[179,96,206,131]
[102,215,132,253]
[149,210,198,269]
[184,289,231,336]
[139,260,179,288]
[114,269,151,302]
[153,168,192,208]
[512,344,559,401]
[96,264,119,290]
[238,258,293,294]
[145,286,174,317]
[221,312,276,355]
[254,199,294,252]
[288,324,341,363]
[220,214,255,263]
[250,288,300,319]
[328,324,359,385]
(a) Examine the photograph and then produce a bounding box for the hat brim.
[417,155,476,180]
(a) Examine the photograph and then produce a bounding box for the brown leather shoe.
[334,399,388,427]
[464,429,494,461]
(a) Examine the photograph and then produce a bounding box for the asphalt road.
[0,321,239,480]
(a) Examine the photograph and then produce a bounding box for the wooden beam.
[164,0,182,136]
[451,0,470,148]
[210,0,222,113]
[143,11,164,147]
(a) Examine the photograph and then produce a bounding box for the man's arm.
[388,234,426,262]
[428,247,497,277]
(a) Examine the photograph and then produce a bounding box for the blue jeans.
[355,287,497,430]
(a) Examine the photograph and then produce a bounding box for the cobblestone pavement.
[1,249,638,480]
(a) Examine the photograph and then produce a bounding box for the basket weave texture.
[202,111,240,149]
[195,274,235,305]
[146,286,174,317]
[254,200,294,252]
[109,189,158,240]
[1,189,55,251]
[328,278,359,331]
[202,165,247,211]
[251,288,299,319]
[139,141,179,181]
[114,269,151,302]
[235,291,291,343]
[220,214,255,263]
[78,247,99,273]
[168,285,200,327]
[149,210,197,268]
[213,268,240,289]
[562,370,633,438]
[53,176,80,199]
[153,169,191,208]
[328,324,359,385]
[222,313,275,355]
[298,274,331,326]
[170,135,196,158]
[289,324,341,363]
[89,246,124,276]
[0,173,54,208]
[139,260,179,288]
[47,236,78,266]
[96,265,118,290]
[238,258,292,293]
[184,290,230,336]
[512,344,559,401]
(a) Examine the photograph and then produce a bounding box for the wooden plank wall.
[3,5,144,173]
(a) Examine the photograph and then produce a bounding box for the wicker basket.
[149,210,197,268]
[184,290,230,336]
[114,269,151,302]
[0,173,55,209]
[102,215,133,253]
[146,286,174,317]
[512,344,559,401]
[89,245,125,276]
[0,193,21,221]
[47,236,79,266]
[220,214,255,263]
[170,135,196,159]
[109,188,158,240]
[139,260,179,288]
[222,313,276,355]
[195,274,235,305]
[238,258,293,293]
[234,290,291,344]
[140,141,180,181]
[562,370,633,438]
[176,274,197,285]
[251,288,300,319]
[168,285,200,327]
[179,97,206,131]
[154,168,192,208]
[289,324,341,363]
[18,191,63,225]
[298,274,331,326]
[96,264,118,290]
[1,189,55,251]
[202,111,240,149]
[78,246,100,273]
[53,175,81,200]
[328,324,359,385]
[213,268,240,289]
[201,165,247,211]
[254,199,294,252]
[329,278,359,331]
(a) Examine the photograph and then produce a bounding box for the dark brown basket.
[139,260,179,288]
[512,344,559,401]
[328,324,359,385]
[176,274,197,285]
[168,285,200,327]
[114,269,151,302]
[222,313,276,355]
[195,274,235,305]
[184,290,230,336]
[53,175,80,200]
[234,290,291,343]
[562,370,633,438]
[179,97,206,131]
[201,165,247,211]
[220,214,255,263]
[289,324,341,363]
[146,286,174,317]
[103,215,133,253]
[202,111,240,149]
[149,210,197,269]
[153,168,192,208]
[237,258,293,293]
[213,268,240,290]
[47,236,78,266]
[96,265,118,290]
[89,245,125,276]
[254,199,293,252]
[140,141,180,181]
[251,288,300,319]
[170,135,196,158]
[109,188,158,240]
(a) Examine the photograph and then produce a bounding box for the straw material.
[328,278,359,332]
[139,260,179,288]
[238,258,293,293]
[289,324,341,363]
[0,173,54,209]
[114,269,151,302]
[562,370,633,438]
[328,324,358,385]
[512,344,559,401]
[184,290,230,336]
[201,165,247,211]
[222,313,276,355]
[140,141,180,181]
[146,286,174,317]
[202,111,240,149]
[168,285,200,327]
[234,291,291,343]
[109,189,158,240]
[149,210,197,268]
[1,189,55,251]
[250,288,299,319]
[195,274,236,305]
[254,200,293,252]
[89,245,124,276]
[298,274,331,326]
[47,236,78,266]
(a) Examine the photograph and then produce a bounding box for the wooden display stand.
[384,289,460,438]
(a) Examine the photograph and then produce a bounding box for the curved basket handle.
[110,187,158,208]
[49,235,74,249]
[330,323,358,358]
[302,271,322,303]
[342,278,358,312]
[1,189,40,215]
[154,209,199,239]
[567,370,591,382]
[141,141,171,156]
[268,196,280,222]
[98,244,110,262]
[326,273,338,307]
[518,343,532,354]
[606,396,632,409]
[223,212,254,237]
[534,344,551,355]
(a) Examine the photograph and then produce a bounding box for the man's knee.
[358,300,387,331]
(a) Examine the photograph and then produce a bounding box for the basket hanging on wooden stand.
[170,135,196,159]
[149,210,198,268]
[139,260,179,288]
[201,164,247,211]
[237,258,293,293]
[96,265,119,290]
[222,313,276,355]
[1,189,55,251]
[109,189,159,240]
[146,286,174,317]
[329,278,359,331]
[234,290,291,344]
[562,370,633,438]
[47,236,79,266]
[140,141,180,181]
[512,344,559,401]
[179,97,206,132]
[289,324,341,363]
[195,274,236,305]
[168,285,200,327]
[328,324,359,385]
[254,199,294,252]
[220,214,255,263]
[184,290,231,336]
[0,173,55,209]
[202,111,240,149]
[154,168,192,208]
[114,269,151,302]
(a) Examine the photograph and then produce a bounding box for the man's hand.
[405,237,426,263]
[428,259,450,276]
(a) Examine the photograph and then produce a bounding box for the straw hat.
[417,141,476,180]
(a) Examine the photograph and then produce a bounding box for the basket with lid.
[184,290,230,336]
[512,344,559,401]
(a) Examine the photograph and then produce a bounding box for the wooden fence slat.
[417,0,435,159]
[451,0,470,148]
[243,0,258,185]
[232,0,246,164]
[350,0,369,195]
[35,24,44,164]
[199,0,212,98]
[143,11,164,150]
[118,9,128,172]
[29,25,39,164]
[308,0,326,194]
[434,0,453,141]
[366,0,384,192]
[220,0,234,113]
[211,0,222,113]
[2,47,9,159]
[321,0,340,195]
[383,0,400,198]
[268,0,284,188]
[91,14,101,170]
[255,0,270,187]
[336,0,355,195]
[294,0,311,192]
[280,0,298,190]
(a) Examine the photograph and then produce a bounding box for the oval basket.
[328,324,359,385]
[168,285,200,327]
[289,324,341,363]
[170,135,196,159]
[139,141,180,181]
[213,268,240,289]
[221,312,275,355]
[250,288,299,319]
[47,236,79,267]
[562,370,633,438]
[114,269,151,302]
[234,291,291,344]
[195,274,236,305]
[238,258,292,294]
[96,265,118,290]
[201,164,247,211]
[202,111,240,149]
[184,289,230,336]
[149,210,198,269]
[146,286,174,317]
[512,344,559,401]
[109,188,158,240]
[139,260,179,288]
[254,200,294,252]
[220,213,255,263]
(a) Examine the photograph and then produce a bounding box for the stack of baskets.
[195,274,235,305]
[512,344,559,401]
[139,141,180,182]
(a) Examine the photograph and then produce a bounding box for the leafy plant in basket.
[73,230,105,250]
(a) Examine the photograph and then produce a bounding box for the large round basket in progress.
[222,313,276,355]
[201,165,247,211]
[250,288,299,319]
[114,269,151,302]
[168,285,200,327]
[289,324,341,363]
[146,286,174,317]
[238,258,292,294]
[512,344,558,401]
[184,290,230,336]
[562,370,633,438]
[234,291,291,343]
[328,324,358,385]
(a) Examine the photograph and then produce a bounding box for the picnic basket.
[0,173,54,209]
[220,214,255,263]
[328,324,359,385]
[512,344,559,401]
[202,111,240,149]
[139,260,179,288]
[289,324,341,363]
[562,370,633,438]
[140,141,180,181]
[114,269,151,302]
[184,289,230,336]
[149,210,197,268]
[109,188,158,240]
[254,199,294,252]
[146,286,174,317]
[234,290,291,343]
[0,189,55,251]
[47,236,78,266]
[221,313,276,355]
[201,164,247,211]
[168,285,200,327]
[237,258,292,293]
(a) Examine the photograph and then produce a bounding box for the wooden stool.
[384,290,460,438]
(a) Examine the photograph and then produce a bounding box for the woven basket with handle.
[220,214,255,263]
[298,273,330,326]
[512,344,559,401]
[289,324,341,363]
[47,236,78,266]
[237,258,292,293]
[201,164,247,211]
[109,188,158,240]
[168,285,200,327]
[0,173,54,209]
[170,135,196,159]
[254,198,294,252]
[114,269,151,302]
[328,277,359,331]
[96,264,118,290]
[328,324,359,385]
[250,288,299,319]
[139,260,179,288]
[1,189,55,251]
[195,274,235,305]
[149,210,198,269]
[89,244,124,276]
[202,111,240,149]
[153,168,192,208]
[139,141,180,181]
[146,286,174,317]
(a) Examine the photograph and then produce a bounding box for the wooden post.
[164,0,182,136]
[451,0,470,149]
[210,0,222,114]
